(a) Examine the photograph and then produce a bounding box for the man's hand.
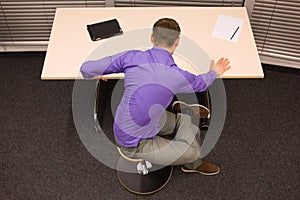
[210,58,231,77]
[92,76,108,81]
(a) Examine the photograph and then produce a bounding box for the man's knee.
[181,144,201,163]
[177,113,192,123]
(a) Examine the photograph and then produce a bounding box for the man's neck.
[154,45,175,55]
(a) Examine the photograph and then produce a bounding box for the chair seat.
[116,147,173,195]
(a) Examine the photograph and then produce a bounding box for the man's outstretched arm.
[80,51,129,79]
[176,57,231,93]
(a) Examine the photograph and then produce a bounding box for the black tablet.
[87,19,123,41]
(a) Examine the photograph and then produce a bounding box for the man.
[80,18,230,175]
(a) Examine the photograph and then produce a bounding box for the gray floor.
[0,52,299,200]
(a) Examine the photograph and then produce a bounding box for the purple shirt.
[80,46,217,147]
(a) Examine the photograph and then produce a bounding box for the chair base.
[116,157,173,195]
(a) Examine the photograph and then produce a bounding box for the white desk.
[41,7,264,79]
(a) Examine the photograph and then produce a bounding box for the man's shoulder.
[120,49,146,57]
[124,48,146,53]
[121,49,151,59]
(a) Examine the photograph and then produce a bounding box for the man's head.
[151,18,181,52]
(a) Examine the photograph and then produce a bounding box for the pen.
[230,26,240,40]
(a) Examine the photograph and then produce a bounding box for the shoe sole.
[181,167,220,176]
[172,101,210,119]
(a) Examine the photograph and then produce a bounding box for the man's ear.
[151,34,154,44]
[174,37,179,47]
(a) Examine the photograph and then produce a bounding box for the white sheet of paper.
[211,15,245,42]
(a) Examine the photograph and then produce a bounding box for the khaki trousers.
[120,111,202,169]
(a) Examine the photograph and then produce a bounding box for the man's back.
[114,46,192,147]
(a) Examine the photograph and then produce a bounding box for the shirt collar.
[151,46,174,61]
[152,46,171,54]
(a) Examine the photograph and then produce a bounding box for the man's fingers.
[219,58,230,67]
[92,76,108,81]
[100,77,108,81]
[225,59,230,66]
[211,59,215,66]
[216,58,224,64]
[225,65,231,71]
[217,57,231,66]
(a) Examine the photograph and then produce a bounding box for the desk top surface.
[41,7,264,79]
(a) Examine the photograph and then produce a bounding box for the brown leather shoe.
[172,101,210,119]
[181,161,220,176]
